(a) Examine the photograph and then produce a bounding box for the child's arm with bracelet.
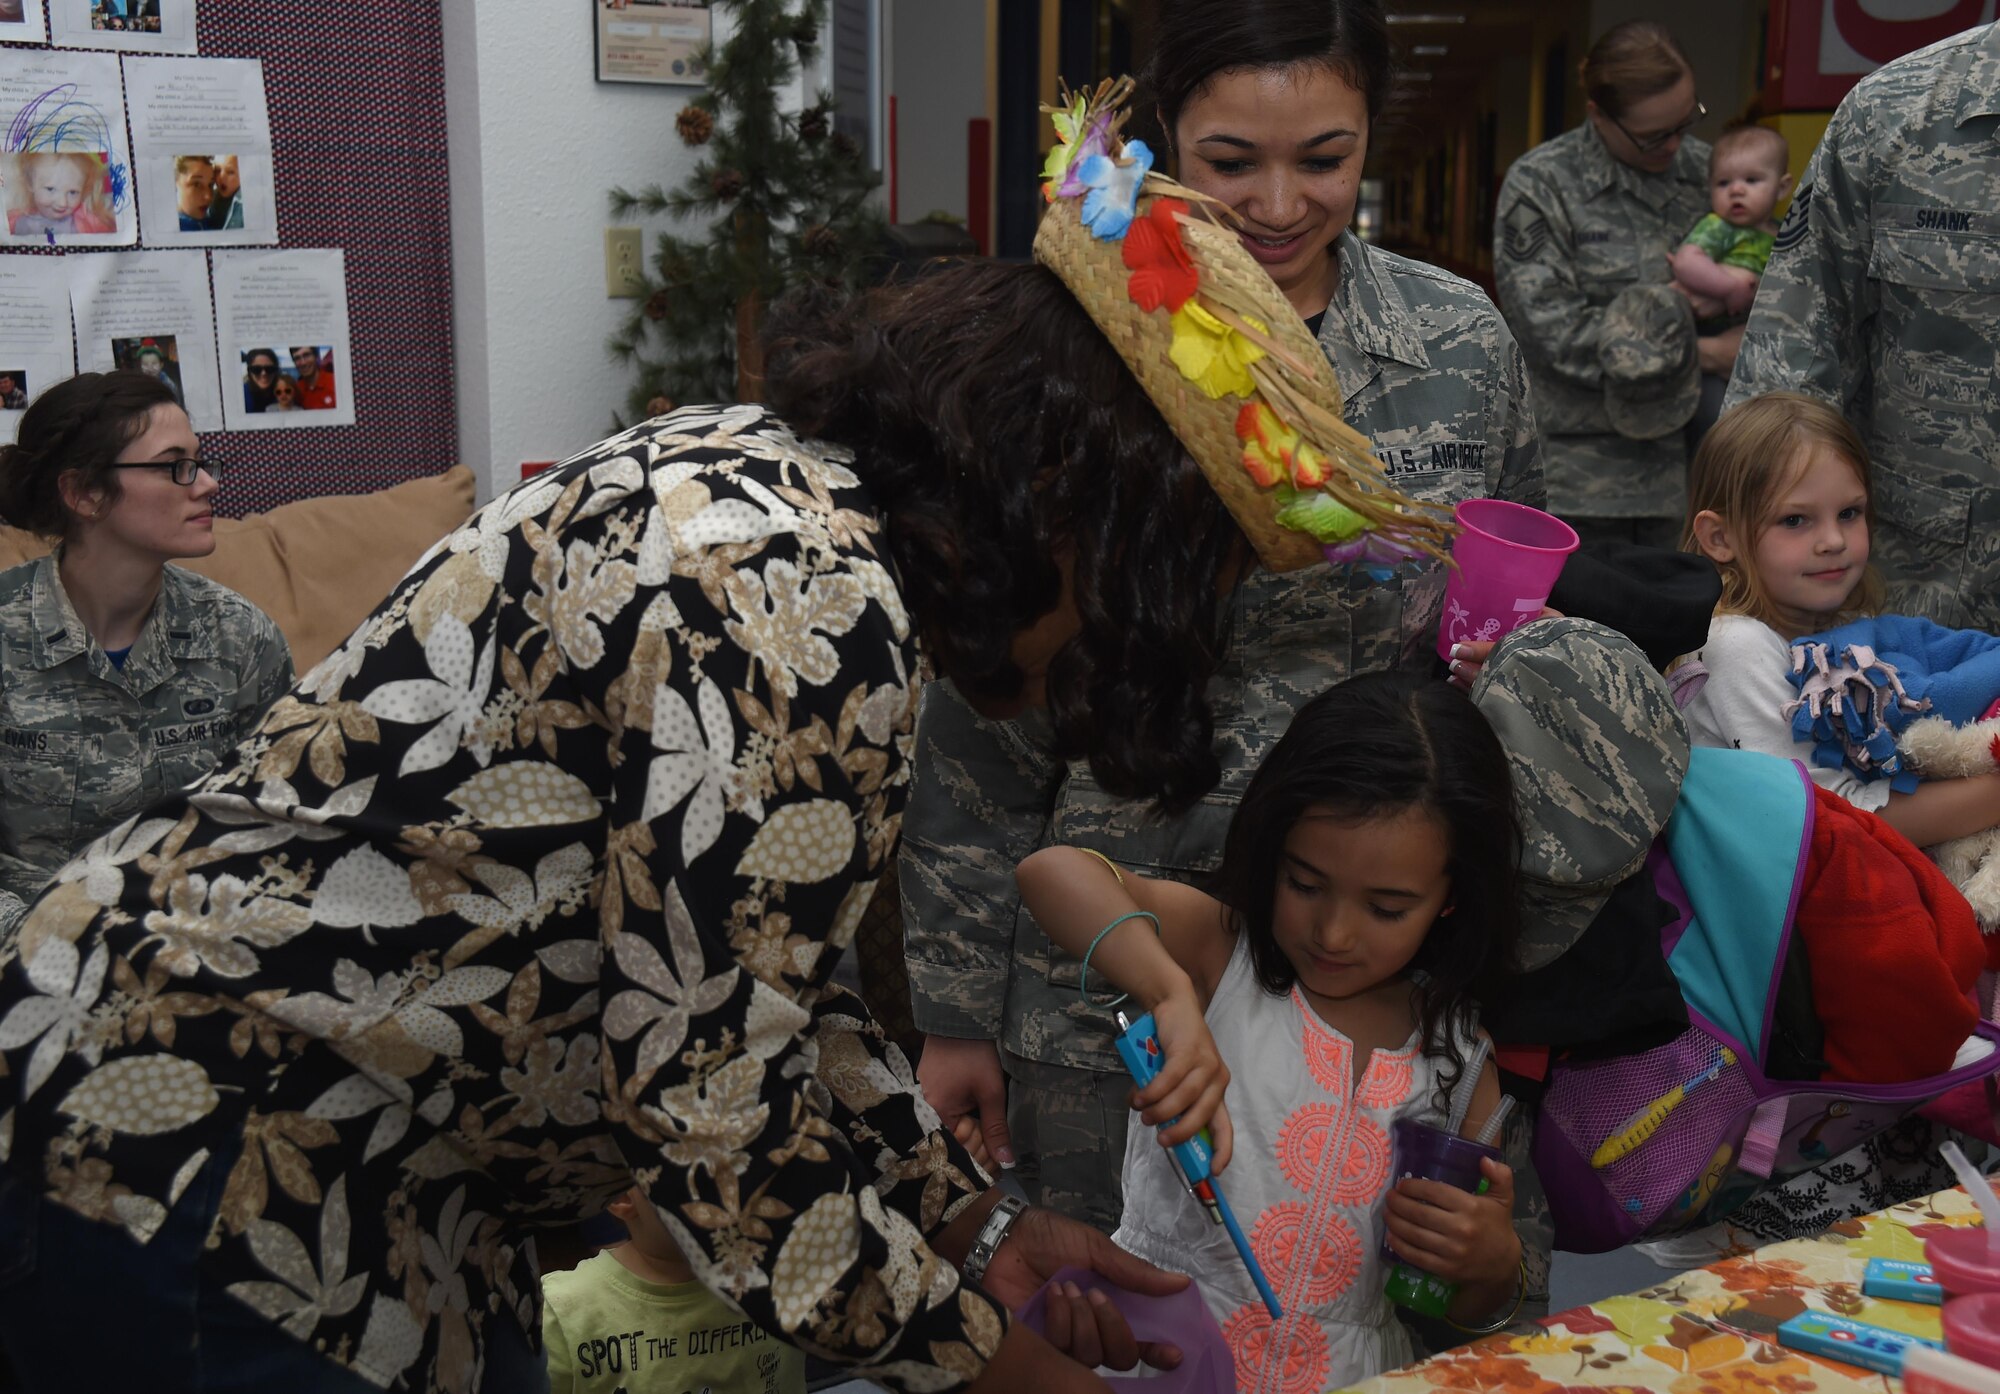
[1383,1052,1524,1328]
[1016,847,1237,1171]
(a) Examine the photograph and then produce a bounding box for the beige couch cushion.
[0,466,478,671]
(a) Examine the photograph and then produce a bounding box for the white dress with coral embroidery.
[1111,935,1479,1394]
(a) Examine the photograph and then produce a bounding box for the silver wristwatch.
[961,1193,1027,1284]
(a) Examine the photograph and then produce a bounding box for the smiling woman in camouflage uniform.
[0,372,292,937]
[904,0,1550,1318]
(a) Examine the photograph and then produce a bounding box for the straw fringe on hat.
[1032,78,1453,573]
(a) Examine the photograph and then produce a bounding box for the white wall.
[443,3,835,502]
[886,0,985,224]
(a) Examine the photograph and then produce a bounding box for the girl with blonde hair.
[1679,391,2000,846]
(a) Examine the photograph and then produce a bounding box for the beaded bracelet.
[1444,1258,1529,1336]
[1077,909,1160,1009]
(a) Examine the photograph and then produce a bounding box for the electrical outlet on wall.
[604,227,645,298]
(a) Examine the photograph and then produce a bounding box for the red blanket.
[1802,786,1997,1083]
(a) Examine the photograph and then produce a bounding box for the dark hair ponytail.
[0,371,181,539]
[1210,671,1522,1110]
[1144,0,1394,150]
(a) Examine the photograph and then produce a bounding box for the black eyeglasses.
[1612,100,1706,154]
[245,364,278,376]
[113,458,224,486]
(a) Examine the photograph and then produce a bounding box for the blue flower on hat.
[1077,139,1154,240]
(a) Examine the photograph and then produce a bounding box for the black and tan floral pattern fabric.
[0,406,1005,1393]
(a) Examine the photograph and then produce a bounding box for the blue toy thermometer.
[1114,1011,1282,1319]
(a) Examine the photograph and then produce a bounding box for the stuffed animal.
[1898,711,2000,932]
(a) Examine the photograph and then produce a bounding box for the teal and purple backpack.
[1535,746,2000,1252]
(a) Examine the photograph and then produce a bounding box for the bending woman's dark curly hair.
[1209,671,1522,1110]
[765,260,1245,811]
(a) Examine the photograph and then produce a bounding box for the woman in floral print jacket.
[0,264,1252,1393]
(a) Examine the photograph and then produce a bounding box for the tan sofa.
[0,467,479,671]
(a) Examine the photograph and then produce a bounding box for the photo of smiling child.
[2,151,117,239]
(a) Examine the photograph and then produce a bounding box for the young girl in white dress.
[1680,391,2000,847]
[1017,671,1523,1394]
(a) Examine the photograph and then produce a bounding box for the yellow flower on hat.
[1169,301,1266,400]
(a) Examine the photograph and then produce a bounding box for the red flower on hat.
[1122,197,1197,313]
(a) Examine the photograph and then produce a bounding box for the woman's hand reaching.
[1130,984,1233,1174]
[1447,608,1563,691]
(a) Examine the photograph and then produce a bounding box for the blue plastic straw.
[1211,1181,1283,1318]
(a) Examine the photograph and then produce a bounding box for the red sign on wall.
[1765,0,2000,110]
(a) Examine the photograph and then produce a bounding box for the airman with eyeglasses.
[0,368,293,941]
[1495,20,1714,548]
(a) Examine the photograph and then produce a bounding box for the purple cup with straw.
[1436,498,1579,662]
[1379,1118,1504,1317]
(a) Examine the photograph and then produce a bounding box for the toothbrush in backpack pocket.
[1591,1047,1737,1169]
[1114,1009,1282,1318]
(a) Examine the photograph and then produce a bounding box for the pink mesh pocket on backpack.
[1535,1022,1755,1253]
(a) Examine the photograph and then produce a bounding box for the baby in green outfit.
[1667,124,1793,325]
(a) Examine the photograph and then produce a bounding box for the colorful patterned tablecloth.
[1336,1187,1984,1394]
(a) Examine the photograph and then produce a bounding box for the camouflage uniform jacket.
[902,232,1545,1073]
[0,555,292,935]
[1496,123,1712,519]
[0,408,1004,1393]
[1725,22,2000,629]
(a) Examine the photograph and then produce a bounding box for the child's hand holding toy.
[1132,983,1235,1174]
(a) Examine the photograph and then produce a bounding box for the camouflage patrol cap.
[1599,284,1700,442]
[1468,617,1688,970]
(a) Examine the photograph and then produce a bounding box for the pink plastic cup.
[1945,1293,2000,1369]
[1930,1230,2000,1298]
[1436,498,1580,661]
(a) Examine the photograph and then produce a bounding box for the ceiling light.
[1387,12,1468,24]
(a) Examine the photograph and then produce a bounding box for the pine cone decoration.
[712,168,745,200]
[799,107,829,142]
[645,395,676,419]
[676,105,715,147]
[802,224,841,259]
[830,131,859,162]
[644,289,670,321]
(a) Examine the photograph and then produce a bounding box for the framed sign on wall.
[594,0,711,85]
[1764,0,2000,110]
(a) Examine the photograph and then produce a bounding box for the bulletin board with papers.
[0,1,456,514]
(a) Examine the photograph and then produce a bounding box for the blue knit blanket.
[1785,615,2000,792]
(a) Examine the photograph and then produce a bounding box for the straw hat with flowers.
[1034,78,1453,572]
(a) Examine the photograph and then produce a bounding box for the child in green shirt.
[1667,124,1794,324]
[543,1188,806,1394]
